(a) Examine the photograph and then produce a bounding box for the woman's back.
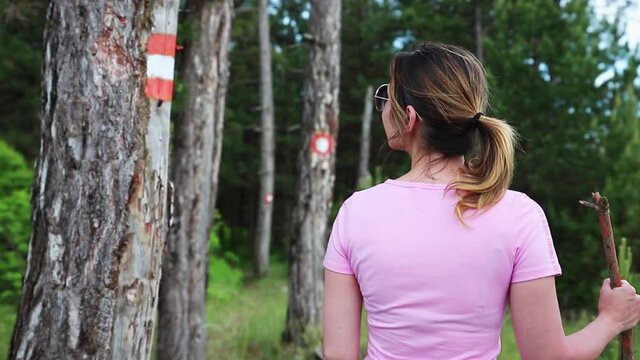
[324,179,561,359]
[323,42,640,360]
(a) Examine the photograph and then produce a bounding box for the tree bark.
[254,0,275,277]
[283,0,341,348]
[156,1,232,359]
[357,85,373,189]
[9,1,178,359]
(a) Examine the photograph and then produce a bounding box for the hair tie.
[469,112,483,129]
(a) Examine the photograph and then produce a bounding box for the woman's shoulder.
[500,189,548,222]
[335,182,395,215]
[504,189,544,210]
[339,183,385,207]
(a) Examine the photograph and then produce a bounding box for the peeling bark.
[156,1,232,359]
[9,1,178,359]
[283,0,342,348]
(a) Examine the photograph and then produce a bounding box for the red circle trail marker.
[310,133,334,157]
[264,193,274,204]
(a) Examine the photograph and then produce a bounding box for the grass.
[0,261,634,359]
[0,304,16,357]
[205,261,294,359]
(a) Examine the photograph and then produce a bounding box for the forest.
[1,0,640,359]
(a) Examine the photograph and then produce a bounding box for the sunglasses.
[374,84,389,112]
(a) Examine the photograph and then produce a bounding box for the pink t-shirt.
[323,179,562,360]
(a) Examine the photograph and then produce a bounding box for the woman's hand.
[510,276,640,360]
[597,278,640,333]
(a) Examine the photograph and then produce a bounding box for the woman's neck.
[397,150,464,184]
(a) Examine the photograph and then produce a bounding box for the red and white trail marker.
[310,133,334,157]
[145,33,178,101]
[264,193,274,204]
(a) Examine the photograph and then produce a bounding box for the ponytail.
[451,114,518,221]
[386,42,518,220]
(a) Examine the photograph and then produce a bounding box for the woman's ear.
[405,105,421,134]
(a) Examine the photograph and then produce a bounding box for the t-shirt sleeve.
[511,195,562,283]
[323,202,354,275]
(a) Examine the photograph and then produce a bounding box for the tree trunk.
[9,1,179,359]
[254,0,275,277]
[474,0,484,63]
[156,1,232,359]
[283,0,341,348]
[357,85,373,189]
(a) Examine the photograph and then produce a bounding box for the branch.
[581,191,633,360]
[578,200,599,211]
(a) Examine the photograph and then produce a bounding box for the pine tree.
[10,1,179,358]
[157,1,233,359]
[284,0,342,349]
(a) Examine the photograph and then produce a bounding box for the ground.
[0,262,627,359]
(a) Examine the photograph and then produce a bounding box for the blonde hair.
[388,42,518,220]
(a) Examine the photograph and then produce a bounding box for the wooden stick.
[581,192,634,360]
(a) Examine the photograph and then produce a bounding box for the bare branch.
[581,192,634,359]
[578,200,599,211]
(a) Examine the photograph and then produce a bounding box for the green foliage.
[209,208,252,268]
[603,85,640,248]
[356,166,384,191]
[0,141,33,195]
[338,0,400,194]
[207,257,243,303]
[0,140,32,303]
[618,237,638,285]
[205,261,294,360]
[2,0,640,320]
[218,0,640,313]
[483,0,640,312]
[0,0,47,159]
[0,304,17,358]
[207,210,244,302]
[216,0,309,259]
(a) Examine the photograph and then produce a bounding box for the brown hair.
[388,42,518,220]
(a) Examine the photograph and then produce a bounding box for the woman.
[322,42,640,360]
